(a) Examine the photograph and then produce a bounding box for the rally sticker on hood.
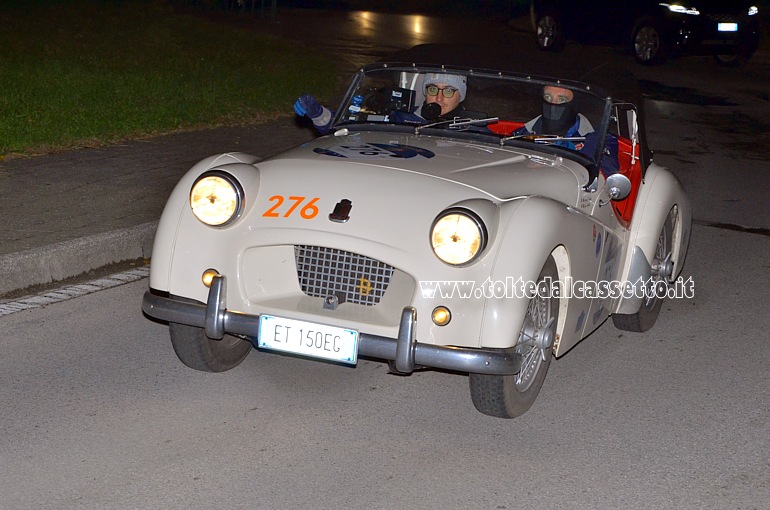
[313,143,435,159]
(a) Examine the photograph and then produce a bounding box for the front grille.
[294,245,394,306]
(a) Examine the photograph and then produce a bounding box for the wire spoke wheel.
[469,257,559,418]
[515,297,555,392]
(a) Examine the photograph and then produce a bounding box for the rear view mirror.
[605,173,632,201]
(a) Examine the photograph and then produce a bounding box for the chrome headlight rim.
[430,207,488,267]
[189,170,244,227]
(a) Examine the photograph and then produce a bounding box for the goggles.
[425,84,458,98]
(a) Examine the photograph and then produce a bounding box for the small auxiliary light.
[432,306,452,326]
[201,269,220,287]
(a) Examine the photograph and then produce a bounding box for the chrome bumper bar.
[142,275,523,376]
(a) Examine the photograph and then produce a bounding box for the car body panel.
[149,131,614,350]
[144,52,692,417]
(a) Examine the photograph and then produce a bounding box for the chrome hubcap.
[515,296,555,391]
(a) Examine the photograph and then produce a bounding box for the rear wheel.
[632,20,665,65]
[613,207,677,332]
[535,14,564,51]
[169,322,252,372]
[469,257,559,418]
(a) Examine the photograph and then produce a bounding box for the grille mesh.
[294,245,394,306]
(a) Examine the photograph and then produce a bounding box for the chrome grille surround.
[294,245,394,306]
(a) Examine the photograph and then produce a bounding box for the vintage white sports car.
[142,45,691,418]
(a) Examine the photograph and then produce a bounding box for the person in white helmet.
[294,72,468,133]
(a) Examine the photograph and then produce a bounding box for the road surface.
[1,9,768,510]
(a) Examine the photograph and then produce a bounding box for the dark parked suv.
[530,0,762,65]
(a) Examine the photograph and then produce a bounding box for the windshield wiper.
[415,116,499,135]
[500,133,586,146]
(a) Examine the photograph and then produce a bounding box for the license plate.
[258,314,358,365]
[718,23,738,32]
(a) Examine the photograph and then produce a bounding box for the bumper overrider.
[142,274,523,375]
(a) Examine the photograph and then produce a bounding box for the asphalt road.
[1,222,768,509]
[1,9,769,510]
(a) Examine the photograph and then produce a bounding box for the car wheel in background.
[632,19,665,65]
[169,322,253,372]
[613,207,677,332]
[535,14,564,51]
[469,257,558,418]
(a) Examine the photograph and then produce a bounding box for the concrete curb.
[0,221,157,296]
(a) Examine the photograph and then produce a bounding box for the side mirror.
[604,173,632,201]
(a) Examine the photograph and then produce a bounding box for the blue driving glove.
[294,94,323,119]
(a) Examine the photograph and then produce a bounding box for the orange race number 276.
[262,195,320,219]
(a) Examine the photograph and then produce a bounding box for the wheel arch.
[550,244,571,355]
[615,164,692,314]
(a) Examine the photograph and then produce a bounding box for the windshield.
[334,65,613,164]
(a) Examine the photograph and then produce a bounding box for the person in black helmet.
[513,85,619,177]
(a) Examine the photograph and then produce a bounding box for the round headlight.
[430,209,487,266]
[190,172,243,226]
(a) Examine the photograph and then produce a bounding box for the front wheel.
[469,257,559,419]
[632,21,665,65]
[169,322,253,372]
[535,14,564,51]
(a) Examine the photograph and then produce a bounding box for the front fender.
[479,196,603,352]
[149,153,261,292]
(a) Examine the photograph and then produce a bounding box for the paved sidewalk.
[0,119,314,296]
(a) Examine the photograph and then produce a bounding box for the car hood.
[264,131,588,206]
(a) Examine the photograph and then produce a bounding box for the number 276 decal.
[262,195,320,219]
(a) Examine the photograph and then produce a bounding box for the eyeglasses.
[425,84,458,98]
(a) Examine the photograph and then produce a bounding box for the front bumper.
[142,274,523,376]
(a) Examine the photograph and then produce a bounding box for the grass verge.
[0,0,337,157]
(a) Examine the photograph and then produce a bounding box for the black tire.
[169,322,252,372]
[535,14,564,52]
[612,207,677,332]
[632,20,665,65]
[469,257,559,419]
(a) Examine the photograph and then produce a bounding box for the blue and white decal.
[314,143,435,160]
